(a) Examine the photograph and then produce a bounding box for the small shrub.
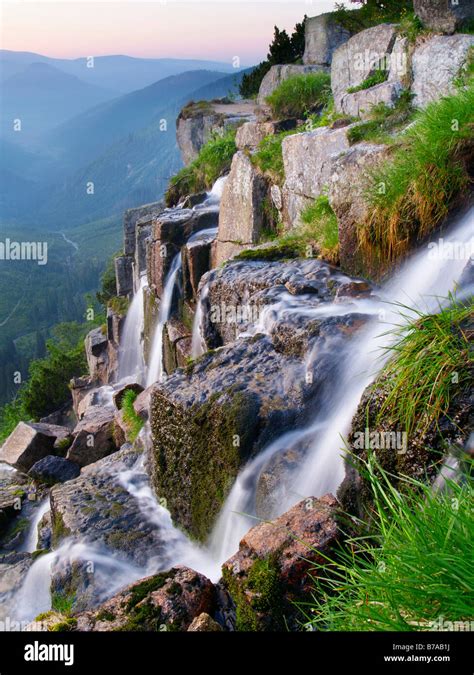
[347,90,414,144]
[299,195,339,262]
[251,129,297,184]
[265,72,331,120]
[108,295,129,316]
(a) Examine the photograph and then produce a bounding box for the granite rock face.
[222,494,340,630]
[85,327,109,385]
[303,12,352,66]
[414,0,474,34]
[66,405,117,467]
[214,152,268,265]
[176,100,257,165]
[331,24,407,117]
[412,34,474,108]
[328,142,392,278]
[281,123,355,226]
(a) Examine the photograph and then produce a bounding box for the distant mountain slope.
[38,69,249,227]
[0,50,235,93]
[45,69,232,171]
[0,62,118,140]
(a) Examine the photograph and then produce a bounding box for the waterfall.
[191,280,210,358]
[207,208,474,561]
[21,498,51,553]
[194,175,227,210]
[117,275,147,384]
[146,254,182,387]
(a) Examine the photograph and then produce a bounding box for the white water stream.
[5,204,472,626]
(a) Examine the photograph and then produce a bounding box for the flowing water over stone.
[118,275,147,384]
[4,205,472,625]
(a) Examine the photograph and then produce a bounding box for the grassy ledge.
[165,129,237,206]
[265,72,331,120]
[121,389,144,442]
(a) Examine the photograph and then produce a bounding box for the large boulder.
[281,123,355,226]
[222,495,340,631]
[303,13,352,66]
[214,152,268,266]
[66,405,117,467]
[414,0,474,34]
[328,142,392,278]
[0,422,70,472]
[412,34,474,108]
[331,24,407,117]
[49,445,173,611]
[75,567,217,631]
[257,64,327,106]
[149,336,307,541]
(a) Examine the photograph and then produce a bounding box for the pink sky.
[0,1,336,65]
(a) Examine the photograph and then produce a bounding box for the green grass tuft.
[265,72,331,120]
[121,389,144,442]
[359,80,474,265]
[300,454,474,631]
[166,129,236,206]
[376,298,472,437]
[347,69,388,94]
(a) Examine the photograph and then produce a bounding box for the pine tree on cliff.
[239,17,307,98]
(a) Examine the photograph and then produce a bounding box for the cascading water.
[191,280,209,358]
[117,275,147,384]
[20,498,51,553]
[207,208,474,561]
[146,253,182,387]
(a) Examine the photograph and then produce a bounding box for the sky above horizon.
[0,0,338,65]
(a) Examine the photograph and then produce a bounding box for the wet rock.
[412,35,474,108]
[339,342,474,519]
[222,495,340,631]
[29,456,80,485]
[0,467,27,539]
[257,64,327,106]
[76,567,216,632]
[38,510,52,550]
[66,406,117,468]
[163,318,192,374]
[85,327,109,385]
[70,377,94,419]
[0,552,33,621]
[149,335,307,541]
[0,422,69,472]
[182,233,214,301]
[123,200,164,258]
[414,0,474,34]
[188,612,223,632]
[328,142,392,278]
[133,386,154,420]
[214,152,268,266]
[147,209,218,296]
[200,258,360,348]
[304,13,352,66]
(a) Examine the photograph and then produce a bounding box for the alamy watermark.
[210,302,262,326]
[0,239,48,265]
[427,238,474,261]
[429,616,474,632]
[353,428,408,455]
